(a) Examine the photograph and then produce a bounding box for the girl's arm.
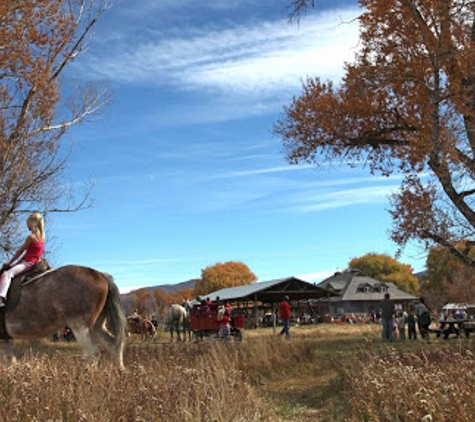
[5,235,34,267]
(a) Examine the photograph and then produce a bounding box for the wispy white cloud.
[78,6,360,98]
[210,164,314,179]
[153,168,402,214]
[287,184,399,213]
[113,0,250,18]
[212,166,404,183]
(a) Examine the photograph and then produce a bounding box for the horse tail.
[101,273,127,344]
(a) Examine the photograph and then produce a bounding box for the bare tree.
[0,1,112,254]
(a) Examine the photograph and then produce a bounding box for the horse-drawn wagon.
[190,305,244,341]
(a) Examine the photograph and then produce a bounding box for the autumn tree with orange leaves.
[125,287,196,321]
[0,1,111,254]
[194,261,257,296]
[349,253,419,295]
[277,1,475,267]
[422,243,475,309]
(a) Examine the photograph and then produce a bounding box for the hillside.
[122,278,196,298]
[147,278,196,293]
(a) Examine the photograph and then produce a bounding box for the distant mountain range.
[148,278,196,293]
[121,279,196,297]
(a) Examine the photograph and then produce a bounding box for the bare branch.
[0,0,111,254]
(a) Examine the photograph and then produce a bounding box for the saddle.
[0,259,51,340]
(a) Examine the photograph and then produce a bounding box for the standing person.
[150,315,158,328]
[279,295,291,340]
[407,309,417,340]
[224,300,233,314]
[380,293,395,342]
[198,299,210,313]
[0,212,45,307]
[217,303,231,341]
[415,297,431,339]
[398,310,408,340]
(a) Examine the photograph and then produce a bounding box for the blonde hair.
[27,212,45,242]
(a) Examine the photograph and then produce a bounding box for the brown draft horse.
[126,316,156,341]
[0,265,126,368]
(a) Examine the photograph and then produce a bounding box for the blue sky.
[49,0,428,293]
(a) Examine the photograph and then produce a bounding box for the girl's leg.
[0,262,31,301]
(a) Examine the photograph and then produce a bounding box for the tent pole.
[273,303,277,336]
[255,293,258,328]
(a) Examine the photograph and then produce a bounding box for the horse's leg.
[148,325,155,342]
[90,324,125,369]
[71,325,101,366]
[90,313,125,369]
[0,340,16,365]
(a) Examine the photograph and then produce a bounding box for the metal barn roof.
[199,276,334,304]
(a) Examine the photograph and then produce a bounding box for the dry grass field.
[0,324,474,421]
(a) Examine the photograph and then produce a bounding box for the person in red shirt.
[224,300,233,313]
[279,295,291,339]
[219,311,231,341]
[0,212,45,307]
[217,302,231,341]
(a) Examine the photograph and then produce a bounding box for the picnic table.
[463,320,475,337]
[436,318,467,339]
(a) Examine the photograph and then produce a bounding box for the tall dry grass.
[338,341,475,422]
[1,325,475,421]
[0,335,318,421]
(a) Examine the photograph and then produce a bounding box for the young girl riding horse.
[0,212,45,307]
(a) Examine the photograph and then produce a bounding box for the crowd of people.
[123,293,467,344]
[379,294,433,341]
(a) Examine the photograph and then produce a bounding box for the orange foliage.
[424,244,475,309]
[166,288,195,304]
[0,1,110,249]
[129,287,196,321]
[195,261,257,296]
[275,1,475,267]
[130,289,152,315]
[349,252,419,295]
